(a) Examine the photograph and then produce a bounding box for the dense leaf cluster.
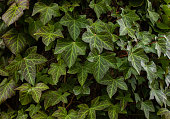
[0,0,170,119]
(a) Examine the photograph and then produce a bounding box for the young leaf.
[48,60,66,84]
[34,25,63,46]
[32,2,60,25]
[2,0,29,26]
[157,108,170,119]
[54,40,86,68]
[2,29,27,55]
[128,48,149,74]
[82,26,114,53]
[141,100,155,119]
[60,14,88,41]
[0,79,16,104]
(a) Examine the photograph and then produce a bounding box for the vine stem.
[66,95,75,109]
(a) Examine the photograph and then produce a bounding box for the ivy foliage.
[0,0,170,119]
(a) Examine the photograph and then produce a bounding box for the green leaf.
[147,0,160,24]
[141,100,155,119]
[32,2,60,25]
[16,109,28,119]
[43,90,70,110]
[21,53,47,85]
[34,25,63,46]
[99,75,127,98]
[141,61,157,83]
[0,68,9,76]
[48,60,66,84]
[26,104,41,117]
[117,19,136,39]
[31,83,49,103]
[82,26,114,53]
[0,79,16,104]
[52,107,77,119]
[54,40,86,68]
[128,48,149,74]
[73,85,90,95]
[68,62,89,86]
[89,0,107,18]
[25,17,44,40]
[157,108,170,119]
[87,50,116,82]
[150,89,167,106]
[16,83,49,104]
[32,111,54,119]
[155,37,167,58]
[2,29,27,55]
[108,104,120,119]
[78,97,111,119]
[78,104,89,119]
[60,14,88,41]
[2,0,29,26]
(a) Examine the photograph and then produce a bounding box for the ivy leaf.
[60,14,88,41]
[32,111,54,119]
[141,100,155,119]
[0,79,16,104]
[16,109,28,119]
[87,50,116,82]
[157,108,170,119]
[150,89,167,106]
[34,25,63,46]
[16,83,49,103]
[82,26,114,53]
[128,48,149,74]
[26,104,41,117]
[2,29,27,55]
[73,85,90,95]
[147,0,160,24]
[43,90,70,110]
[117,19,136,39]
[52,107,77,119]
[121,9,140,26]
[78,97,111,119]
[77,104,89,119]
[54,40,86,68]
[89,0,107,18]
[0,68,9,76]
[32,2,60,25]
[21,53,47,85]
[2,0,29,26]
[31,83,49,103]
[141,61,157,83]
[48,60,66,85]
[25,17,43,40]
[155,37,166,58]
[68,62,89,86]
[99,75,127,98]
